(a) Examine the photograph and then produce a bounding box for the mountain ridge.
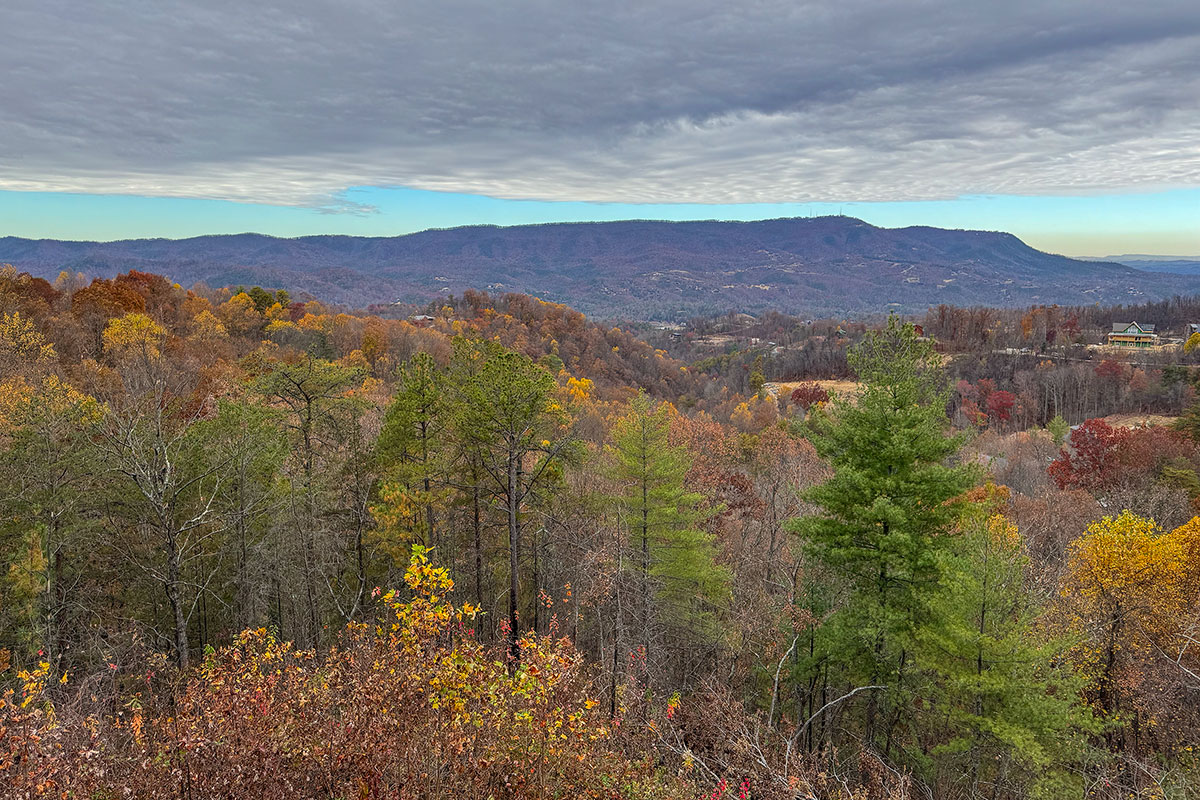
[3,216,1196,318]
[1085,255,1200,277]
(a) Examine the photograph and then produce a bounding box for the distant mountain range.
[1086,255,1200,276]
[4,217,1199,319]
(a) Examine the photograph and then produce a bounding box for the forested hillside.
[5,216,1198,318]
[3,265,1200,799]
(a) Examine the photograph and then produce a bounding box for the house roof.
[1111,322,1156,334]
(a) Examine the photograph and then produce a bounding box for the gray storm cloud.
[2,0,1199,208]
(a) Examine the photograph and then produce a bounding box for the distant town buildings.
[1107,322,1158,348]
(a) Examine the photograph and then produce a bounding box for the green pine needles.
[609,392,729,654]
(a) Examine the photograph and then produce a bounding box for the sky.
[2,1,1199,257]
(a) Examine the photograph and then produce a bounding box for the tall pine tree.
[609,392,728,683]
[792,316,975,749]
[915,486,1095,798]
[448,338,571,665]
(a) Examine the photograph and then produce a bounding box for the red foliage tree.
[789,382,830,409]
[960,397,986,428]
[1062,312,1081,341]
[1115,425,1195,475]
[1095,359,1129,382]
[1050,419,1195,492]
[985,390,1016,423]
[1049,418,1130,491]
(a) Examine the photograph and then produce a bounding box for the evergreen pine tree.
[448,338,569,665]
[1046,414,1070,445]
[609,392,729,673]
[919,490,1094,798]
[792,316,975,747]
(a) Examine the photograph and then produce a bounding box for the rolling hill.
[3,217,1197,319]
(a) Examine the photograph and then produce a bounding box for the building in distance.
[1108,322,1158,348]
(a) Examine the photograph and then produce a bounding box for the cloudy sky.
[3,0,1198,255]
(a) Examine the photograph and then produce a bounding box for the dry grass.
[1101,413,1179,429]
[1091,343,1181,355]
[692,334,737,347]
[764,379,862,400]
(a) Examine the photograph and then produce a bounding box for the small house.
[1108,322,1158,348]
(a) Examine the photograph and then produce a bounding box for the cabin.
[409,314,436,328]
[1108,322,1158,348]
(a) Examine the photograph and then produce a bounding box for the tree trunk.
[507,452,521,666]
[610,527,622,717]
[473,483,484,611]
[641,435,651,667]
[532,528,541,635]
[420,417,436,549]
[165,527,189,670]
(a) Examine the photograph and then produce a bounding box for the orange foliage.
[0,548,696,799]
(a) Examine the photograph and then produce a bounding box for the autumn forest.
[3,267,1200,800]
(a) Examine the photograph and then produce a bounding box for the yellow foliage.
[1167,515,1200,594]
[562,375,593,405]
[102,312,166,360]
[17,660,50,710]
[264,301,288,322]
[182,293,213,318]
[1062,510,1196,657]
[340,349,370,371]
[730,401,752,429]
[298,312,331,333]
[3,543,675,797]
[0,374,102,432]
[0,311,56,368]
[1064,512,1187,607]
[190,308,228,341]
[218,292,261,336]
[265,319,298,336]
[0,376,34,425]
[730,395,777,432]
[353,375,384,398]
[986,513,1020,549]
[369,482,429,560]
